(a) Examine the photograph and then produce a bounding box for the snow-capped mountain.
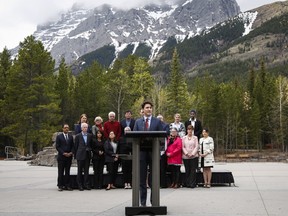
[32,0,240,66]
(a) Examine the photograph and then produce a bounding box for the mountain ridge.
[14,0,240,67]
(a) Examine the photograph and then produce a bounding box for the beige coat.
[198,136,215,167]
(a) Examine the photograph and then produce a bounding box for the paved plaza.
[0,160,287,216]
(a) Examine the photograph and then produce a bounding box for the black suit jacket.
[120,118,135,135]
[91,137,105,160]
[56,133,74,161]
[184,119,202,140]
[104,140,119,163]
[74,133,93,160]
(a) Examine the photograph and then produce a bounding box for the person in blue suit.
[133,101,163,207]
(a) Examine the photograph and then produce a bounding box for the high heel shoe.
[106,184,111,190]
[173,184,179,189]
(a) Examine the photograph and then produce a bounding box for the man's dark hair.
[125,110,132,114]
[62,123,69,128]
[141,101,153,109]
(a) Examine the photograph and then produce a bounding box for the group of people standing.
[56,111,135,191]
[55,101,215,206]
[160,110,215,190]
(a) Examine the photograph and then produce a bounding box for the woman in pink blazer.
[166,127,183,188]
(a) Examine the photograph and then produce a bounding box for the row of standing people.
[55,109,214,192]
[164,125,215,189]
[55,111,135,191]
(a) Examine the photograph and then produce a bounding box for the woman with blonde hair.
[74,113,91,134]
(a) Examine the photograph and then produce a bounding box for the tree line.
[1,35,288,156]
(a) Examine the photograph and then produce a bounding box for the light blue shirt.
[82,132,87,144]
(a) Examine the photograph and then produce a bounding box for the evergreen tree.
[0,47,13,147]
[166,48,190,118]
[0,47,12,98]
[55,58,75,126]
[248,66,255,97]
[73,61,109,123]
[252,59,277,148]
[3,36,61,154]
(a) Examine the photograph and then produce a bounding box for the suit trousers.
[169,164,181,186]
[106,160,119,185]
[160,154,168,188]
[92,158,105,189]
[57,159,72,187]
[140,151,152,206]
[122,159,132,184]
[183,157,198,188]
[77,156,91,188]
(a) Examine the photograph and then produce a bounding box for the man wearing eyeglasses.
[56,124,74,191]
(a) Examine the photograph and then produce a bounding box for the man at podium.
[133,101,163,207]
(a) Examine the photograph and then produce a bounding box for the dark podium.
[125,131,167,216]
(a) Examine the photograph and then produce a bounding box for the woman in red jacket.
[166,127,183,188]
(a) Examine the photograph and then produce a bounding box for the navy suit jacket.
[133,116,163,132]
[56,133,74,161]
[74,133,93,160]
[134,116,163,150]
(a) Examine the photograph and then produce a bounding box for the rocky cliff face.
[29,0,240,66]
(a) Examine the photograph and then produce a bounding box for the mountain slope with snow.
[28,0,240,66]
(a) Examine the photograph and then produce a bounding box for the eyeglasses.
[63,127,69,129]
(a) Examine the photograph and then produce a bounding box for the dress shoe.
[66,187,73,191]
[173,184,179,189]
[85,186,91,190]
[79,186,84,191]
[58,186,63,191]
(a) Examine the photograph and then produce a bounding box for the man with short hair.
[134,101,163,207]
[74,123,93,191]
[120,110,135,136]
[104,111,121,141]
[185,110,202,140]
[56,124,74,191]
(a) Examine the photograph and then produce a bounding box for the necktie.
[145,118,149,130]
[65,134,68,142]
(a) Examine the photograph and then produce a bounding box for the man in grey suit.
[133,101,163,207]
[74,122,93,191]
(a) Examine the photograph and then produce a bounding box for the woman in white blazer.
[198,128,215,188]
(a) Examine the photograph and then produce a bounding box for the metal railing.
[5,146,20,160]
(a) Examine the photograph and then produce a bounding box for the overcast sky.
[0,0,285,51]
